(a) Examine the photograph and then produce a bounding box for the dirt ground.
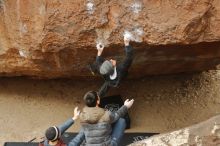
[1,70,220,145]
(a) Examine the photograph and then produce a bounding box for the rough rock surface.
[0,0,220,78]
[130,115,220,146]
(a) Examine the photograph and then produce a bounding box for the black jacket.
[96,45,134,97]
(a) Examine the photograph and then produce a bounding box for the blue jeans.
[111,118,126,146]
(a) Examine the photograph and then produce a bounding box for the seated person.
[39,107,84,146]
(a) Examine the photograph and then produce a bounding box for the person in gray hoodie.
[75,91,134,146]
[39,107,84,146]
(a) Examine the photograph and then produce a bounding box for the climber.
[39,107,84,146]
[73,91,134,146]
[90,34,134,98]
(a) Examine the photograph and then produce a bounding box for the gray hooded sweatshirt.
[79,105,128,146]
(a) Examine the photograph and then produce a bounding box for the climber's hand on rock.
[124,35,130,46]
[96,43,104,51]
[96,43,104,56]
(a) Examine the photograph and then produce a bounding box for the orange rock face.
[0,0,220,78]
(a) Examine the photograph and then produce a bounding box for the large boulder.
[0,0,220,78]
[130,115,220,146]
